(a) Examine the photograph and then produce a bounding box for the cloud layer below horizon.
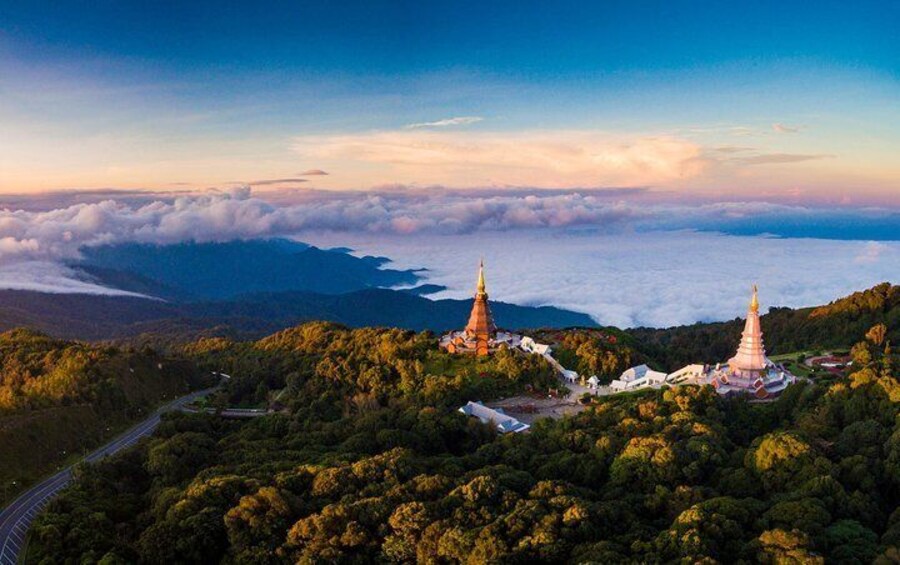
[302,230,900,328]
[0,187,895,327]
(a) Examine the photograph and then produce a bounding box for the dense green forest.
[0,329,208,505]
[25,316,900,563]
[532,327,643,384]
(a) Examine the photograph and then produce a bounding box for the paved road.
[0,386,218,565]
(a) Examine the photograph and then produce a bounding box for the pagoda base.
[708,363,795,399]
[439,330,522,357]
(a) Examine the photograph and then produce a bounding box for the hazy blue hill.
[0,291,179,339]
[0,240,596,341]
[0,288,597,342]
[74,239,419,300]
[77,265,187,301]
[397,284,447,296]
[190,288,597,332]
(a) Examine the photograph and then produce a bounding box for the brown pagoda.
[464,260,497,355]
[441,260,499,356]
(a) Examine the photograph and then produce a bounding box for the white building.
[459,401,530,433]
[520,336,552,356]
[666,364,708,385]
[610,364,669,392]
[561,369,579,384]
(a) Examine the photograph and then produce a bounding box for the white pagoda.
[708,285,795,399]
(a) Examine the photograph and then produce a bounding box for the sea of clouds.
[302,230,899,328]
[0,187,896,326]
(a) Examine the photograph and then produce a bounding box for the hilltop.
[24,307,900,563]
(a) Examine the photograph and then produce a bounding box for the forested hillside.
[0,329,208,505]
[27,320,900,563]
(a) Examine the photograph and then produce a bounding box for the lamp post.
[3,480,17,503]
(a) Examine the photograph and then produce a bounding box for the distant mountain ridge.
[73,239,418,300]
[0,240,599,341]
[0,288,596,342]
[6,240,893,349]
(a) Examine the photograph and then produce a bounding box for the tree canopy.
[26,320,900,563]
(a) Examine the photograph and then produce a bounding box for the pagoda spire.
[476,258,486,296]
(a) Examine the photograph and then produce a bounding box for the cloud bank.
[0,187,898,263]
[0,261,150,296]
[0,187,896,324]
[301,230,900,330]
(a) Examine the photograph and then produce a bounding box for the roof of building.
[620,364,666,382]
[459,401,530,433]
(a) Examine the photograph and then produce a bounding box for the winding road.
[0,385,219,565]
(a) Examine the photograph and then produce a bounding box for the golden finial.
[749,284,759,313]
[476,258,486,295]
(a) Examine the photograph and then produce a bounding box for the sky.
[0,0,898,203]
[0,1,897,326]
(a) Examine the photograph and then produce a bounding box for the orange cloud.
[292,130,706,188]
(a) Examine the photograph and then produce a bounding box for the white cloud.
[301,230,900,332]
[406,116,484,129]
[772,123,801,133]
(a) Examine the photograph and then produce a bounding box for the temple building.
[706,285,795,398]
[607,287,797,399]
[440,260,520,356]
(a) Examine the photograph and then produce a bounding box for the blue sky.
[4,1,896,75]
[0,0,897,201]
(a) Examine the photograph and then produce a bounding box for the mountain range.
[0,239,596,341]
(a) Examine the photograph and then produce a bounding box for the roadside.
[0,384,220,565]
